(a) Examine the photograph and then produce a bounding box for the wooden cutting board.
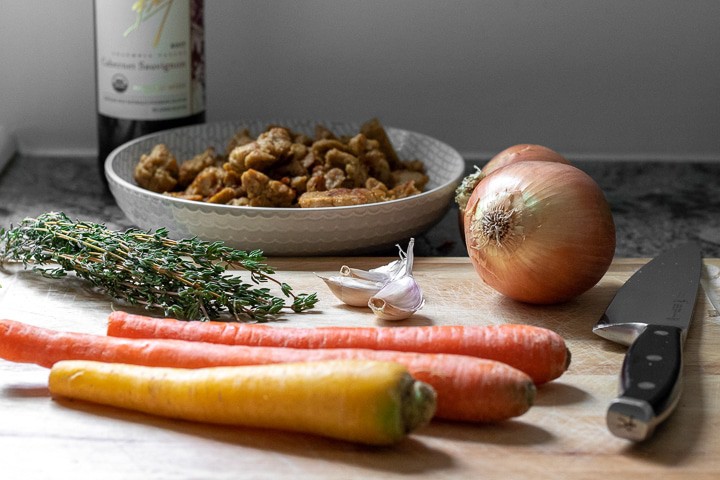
[1,257,719,480]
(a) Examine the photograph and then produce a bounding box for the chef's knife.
[593,242,702,441]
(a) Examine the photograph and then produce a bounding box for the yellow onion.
[463,161,616,304]
[482,143,570,177]
[456,144,569,237]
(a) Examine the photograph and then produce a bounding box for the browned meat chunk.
[298,188,383,208]
[164,192,203,202]
[207,187,237,204]
[389,180,422,199]
[315,124,338,141]
[224,128,255,155]
[240,169,296,207]
[392,170,429,191]
[134,144,179,193]
[323,167,346,190]
[185,166,225,198]
[228,127,294,173]
[361,117,402,169]
[325,148,368,188]
[178,147,217,188]
[228,143,275,173]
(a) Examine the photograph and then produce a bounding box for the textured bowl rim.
[104,119,466,214]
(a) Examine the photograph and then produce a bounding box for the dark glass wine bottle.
[94,0,205,185]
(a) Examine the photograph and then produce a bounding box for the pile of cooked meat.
[133,118,429,208]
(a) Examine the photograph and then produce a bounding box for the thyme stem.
[0,212,318,322]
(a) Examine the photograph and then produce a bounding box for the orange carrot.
[0,319,534,423]
[107,311,570,385]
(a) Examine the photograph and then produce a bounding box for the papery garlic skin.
[340,262,403,283]
[317,275,385,307]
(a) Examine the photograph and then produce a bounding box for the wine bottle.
[94,0,205,184]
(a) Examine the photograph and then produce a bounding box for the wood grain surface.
[1,257,719,480]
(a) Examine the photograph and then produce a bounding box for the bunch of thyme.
[0,212,318,321]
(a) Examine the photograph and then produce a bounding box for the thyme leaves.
[0,212,318,322]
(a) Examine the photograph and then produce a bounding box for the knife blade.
[592,242,702,441]
[701,263,720,315]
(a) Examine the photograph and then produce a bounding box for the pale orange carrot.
[0,319,534,422]
[107,311,570,384]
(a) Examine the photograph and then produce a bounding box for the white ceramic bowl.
[106,120,465,256]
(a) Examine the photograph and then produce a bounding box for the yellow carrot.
[48,359,437,446]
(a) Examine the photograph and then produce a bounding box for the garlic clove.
[368,297,426,321]
[368,275,425,321]
[340,260,404,283]
[317,274,385,307]
[320,238,422,315]
[340,238,415,283]
[368,256,408,280]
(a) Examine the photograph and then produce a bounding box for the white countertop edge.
[0,125,17,174]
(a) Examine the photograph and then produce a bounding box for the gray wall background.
[1,0,719,162]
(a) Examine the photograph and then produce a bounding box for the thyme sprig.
[0,212,318,322]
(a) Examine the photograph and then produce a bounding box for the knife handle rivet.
[653,330,669,336]
[638,381,656,390]
[646,354,663,362]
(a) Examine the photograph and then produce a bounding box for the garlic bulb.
[319,238,425,320]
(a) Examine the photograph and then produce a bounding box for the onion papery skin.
[482,144,570,177]
[464,161,616,304]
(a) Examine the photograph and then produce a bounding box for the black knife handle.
[606,324,684,441]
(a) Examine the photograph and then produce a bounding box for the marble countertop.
[0,155,718,258]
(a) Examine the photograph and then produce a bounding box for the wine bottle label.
[95,0,204,120]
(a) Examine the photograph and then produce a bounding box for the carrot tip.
[564,347,572,372]
[526,382,537,408]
